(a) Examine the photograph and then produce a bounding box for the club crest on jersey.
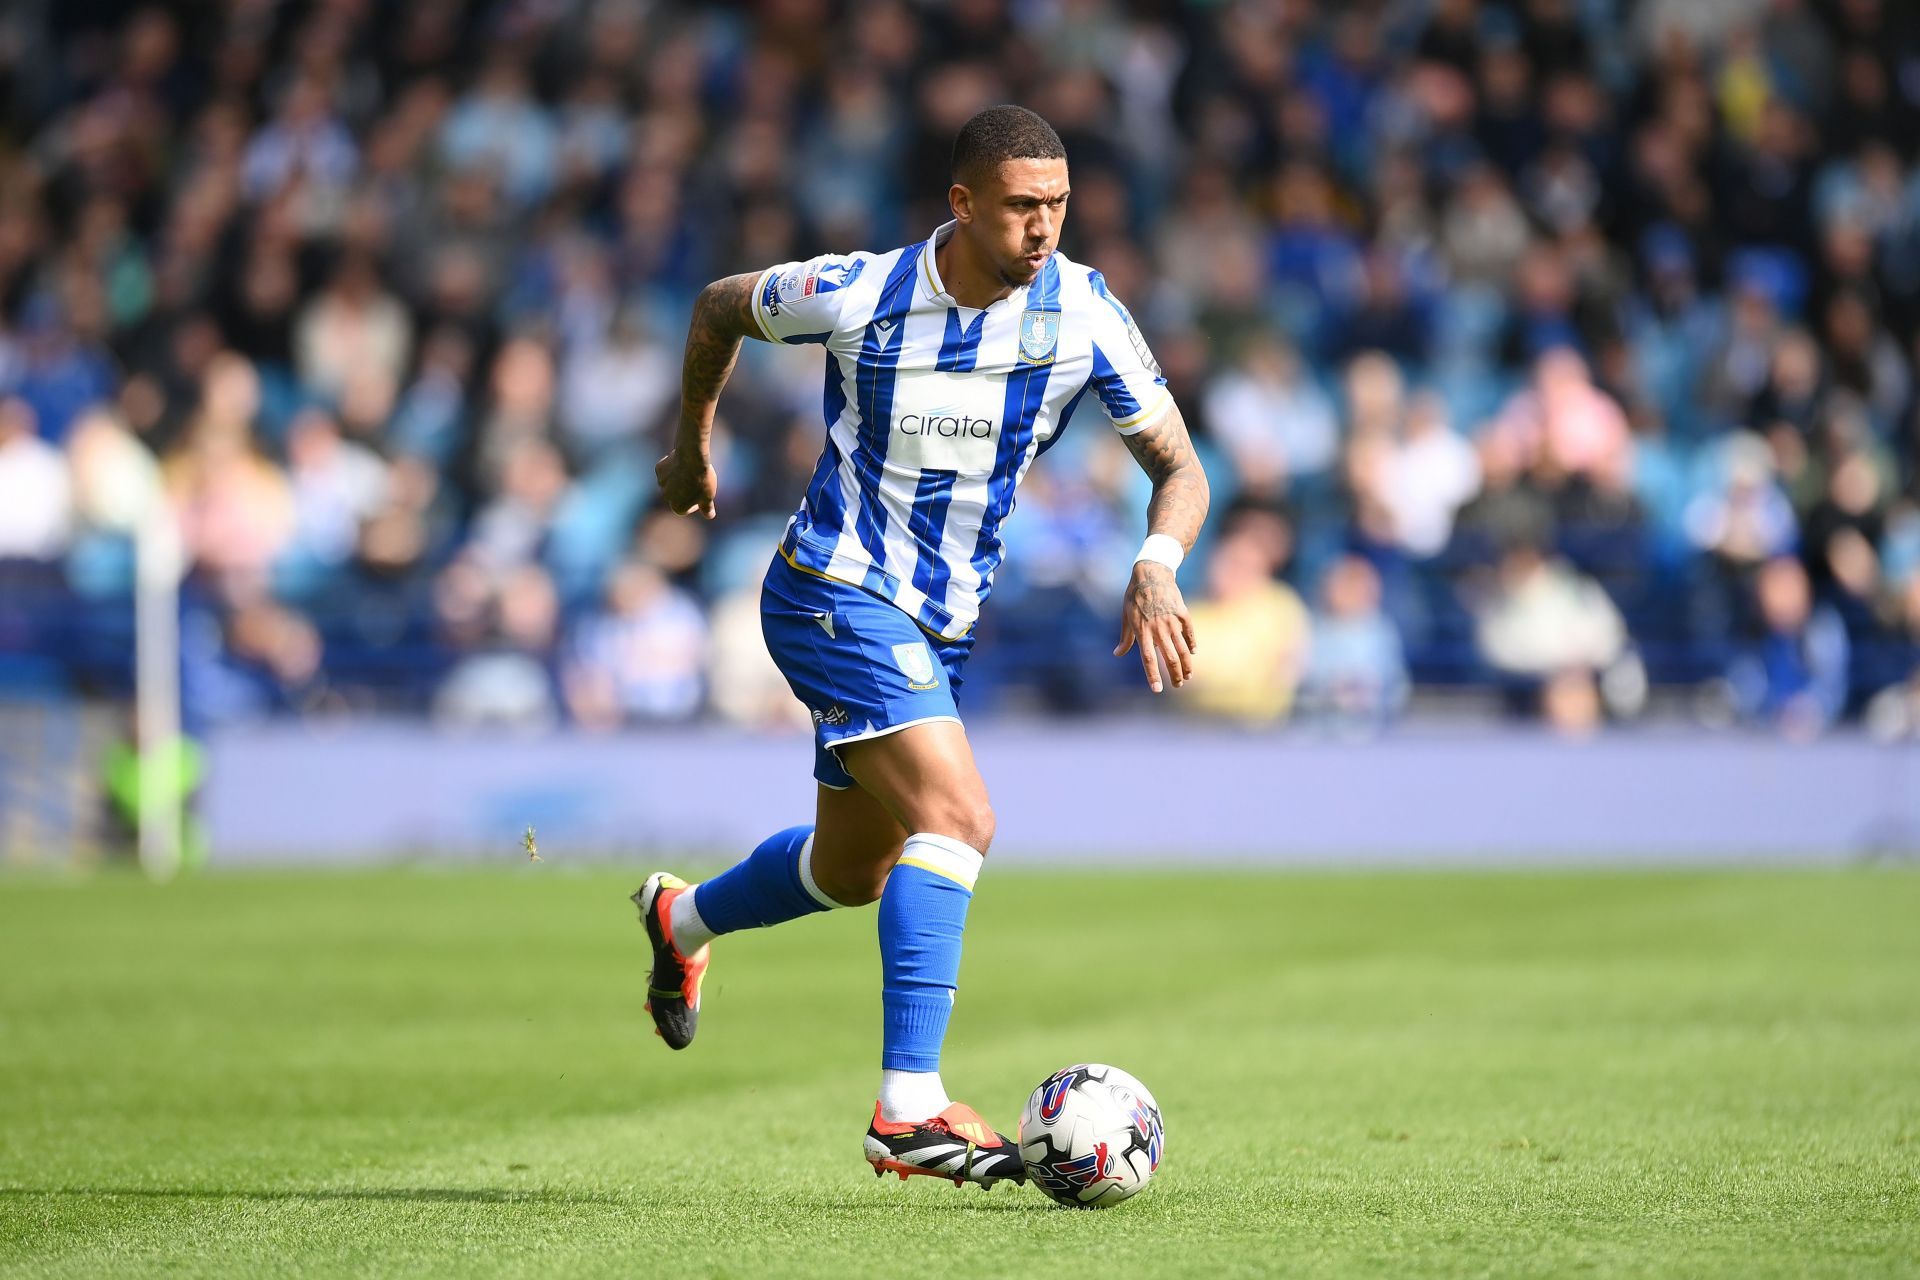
[891,642,938,691]
[1018,309,1059,365]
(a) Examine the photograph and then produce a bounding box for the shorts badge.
[891,642,939,691]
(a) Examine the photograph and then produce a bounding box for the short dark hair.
[950,105,1066,187]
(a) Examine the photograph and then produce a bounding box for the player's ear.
[949,182,973,225]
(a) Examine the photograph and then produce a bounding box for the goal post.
[134,505,185,881]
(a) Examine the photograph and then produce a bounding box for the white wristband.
[1133,533,1185,573]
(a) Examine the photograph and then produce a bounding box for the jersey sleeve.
[748,254,868,345]
[1085,272,1172,433]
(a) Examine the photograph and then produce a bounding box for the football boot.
[863,1101,1026,1189]
[631,872,709,1050]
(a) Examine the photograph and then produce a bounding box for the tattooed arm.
[1115,401,1211,693]
[655,271,766,519]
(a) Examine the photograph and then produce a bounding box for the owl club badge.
[1018,309,1059,365]
[891,642,939,691]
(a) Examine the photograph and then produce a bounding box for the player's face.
[955,158,1070,289]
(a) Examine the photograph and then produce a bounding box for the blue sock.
[879,834,985,1072]
[690,825,835,937]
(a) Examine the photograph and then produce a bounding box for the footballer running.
[638,106,1210,1189]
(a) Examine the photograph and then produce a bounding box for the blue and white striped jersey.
[751,222,1170,641]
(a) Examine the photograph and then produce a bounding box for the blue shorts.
[760,554,973,789]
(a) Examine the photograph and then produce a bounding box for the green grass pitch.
[2,864,1917,1278]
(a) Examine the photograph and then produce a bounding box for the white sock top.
[795,834,838,909]
[667,887,715,953]
[897,833,985,891]
[878,1069,952,1124]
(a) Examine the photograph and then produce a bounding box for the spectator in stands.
[1800,447,1888,610]
[281,408,389,581]
[293,252,413,401]
[163,354,294,595]
[1863,575,1920,740]
[1472,535,1628,735]
[706,580,813,732]
[557,307,676,462]
[563,558,708,728]
[242,74,358,204]
[0,396,70,561]
[1301,554,1408,730]
[1726,555,1849,738]
[1182,526,1310,725]
[387,327,473,466]
[65,406,160,546]
[1489,347,1634,486]
[1685,432,1798,578]
[9,0,1920,732]
[1203,330,1339,494]
[467,436,567,573]
[434,563,561,732]
[439,57,558,211]
[1378,391,1480,560]
[1441,164,1532,290]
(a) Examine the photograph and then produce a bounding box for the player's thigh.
[836,719,994,853]
[809,782,908,907]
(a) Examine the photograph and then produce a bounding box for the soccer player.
[636,106,1209,1188]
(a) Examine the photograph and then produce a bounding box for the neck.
[936,229,1015,311]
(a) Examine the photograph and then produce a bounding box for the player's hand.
[1115,561,1196,694]
[654,449,717,519]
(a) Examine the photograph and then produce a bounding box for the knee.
[916,796,994,856]
[964,801,995,855]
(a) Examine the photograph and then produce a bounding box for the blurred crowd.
[6,0,1920,738]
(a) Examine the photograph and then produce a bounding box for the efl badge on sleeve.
[891,642,940,691]
[1018,309,1059,365]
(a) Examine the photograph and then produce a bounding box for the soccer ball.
[1017,1063,1164,1208]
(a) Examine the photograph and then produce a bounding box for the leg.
[845,722,1025,1185]
[839,725,990,1108]
[808,781,909,906]
[636,776,910,1050]
[838,721,995,1109]
[670,771,912,946]
[835,720,994,853]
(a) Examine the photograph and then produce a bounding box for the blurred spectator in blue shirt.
[440,59,558,211]
[242,75,358,203]
[563,559,708,729]
[558,309,677,464]
[1727,555,1849,738]
[279,408,388,589]
[1302,554,1408,731]
[434,563,562,733]
[1685,432,1798,576]
[1203,331,1339,494]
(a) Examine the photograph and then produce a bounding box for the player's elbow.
[1185,457,1212,509]
[692,272,762,341]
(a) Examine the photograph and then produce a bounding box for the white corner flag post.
[134,503,186,882]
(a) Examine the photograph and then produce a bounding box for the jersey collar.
[920,221,1027,310]
[919,221,958,305]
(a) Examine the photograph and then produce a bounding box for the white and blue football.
[1017,1063,1164,1208]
